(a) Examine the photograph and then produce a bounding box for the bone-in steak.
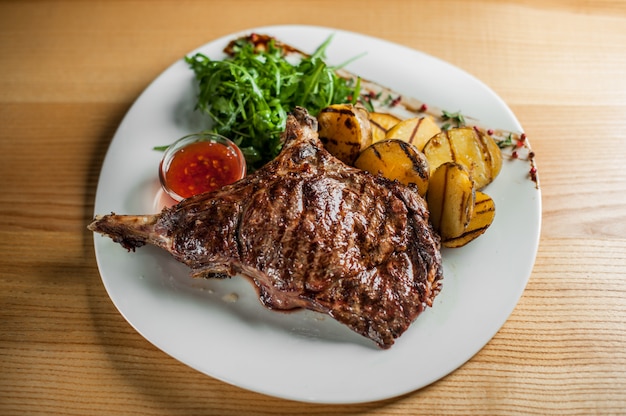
[89,107,443,349]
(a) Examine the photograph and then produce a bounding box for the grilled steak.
[89,107,443,349]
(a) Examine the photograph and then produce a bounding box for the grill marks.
[437,128,499,188]
[233,155,420,323]
[431,162,449,233]
[397,140,429,181]
[255,171,402,298]
[171,197,242,273]
[408,117,424,145]
[445,130,458,164]
[318,106,360,149]
[443,191,496,248]
[474,130,494,184]
[475,193,495,215]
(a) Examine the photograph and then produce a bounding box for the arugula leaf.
[184,36,358,170]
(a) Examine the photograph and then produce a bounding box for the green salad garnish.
[184,35,360,170]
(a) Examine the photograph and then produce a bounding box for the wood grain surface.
[1,1,625,414]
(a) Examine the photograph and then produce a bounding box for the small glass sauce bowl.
[159,132,246,202]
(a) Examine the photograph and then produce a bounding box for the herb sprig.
[184,36,359,170]
[441,110,466,131]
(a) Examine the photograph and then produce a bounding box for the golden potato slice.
[427,162,474,240]
[369,112,402,143]
[318,104,372,165]
[443,191,496,248]
[423,127,503,190]
[354,139,430,196]
[385,116,441,151]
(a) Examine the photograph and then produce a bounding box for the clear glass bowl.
[159,132,246,202]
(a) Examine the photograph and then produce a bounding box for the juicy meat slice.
[89,107,443,349]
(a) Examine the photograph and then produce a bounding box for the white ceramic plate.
[92,25,541,404]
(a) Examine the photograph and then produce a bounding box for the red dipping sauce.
[159,133,246,201]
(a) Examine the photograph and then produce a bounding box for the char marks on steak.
[89,107,443,349]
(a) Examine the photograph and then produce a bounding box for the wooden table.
[1,1,625,414]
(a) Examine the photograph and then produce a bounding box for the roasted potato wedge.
[443,191,496,248]
[423,127,502,190]
[318,104,372,165]
[354,139,430,196]
[369,112,402,143]
[427,162,474,241]
[385,116,441,151]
